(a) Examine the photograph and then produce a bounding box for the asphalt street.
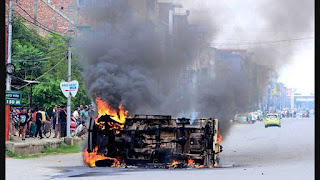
[6,116,314,180]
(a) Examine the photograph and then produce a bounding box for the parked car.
[265,113,281,128]
[233,114,250,124]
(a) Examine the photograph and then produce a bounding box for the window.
[267,115,277,119]
[76,26,91,34]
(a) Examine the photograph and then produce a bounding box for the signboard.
[5,90,22,105]
[60,80,79,98]
[296,98,314,102]
[286,88,292,97]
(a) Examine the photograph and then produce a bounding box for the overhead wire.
[211,37,314,46]
[12,55,68,89]
[11,19,67,51]
[12,51,67,62]
[13,5,68,41]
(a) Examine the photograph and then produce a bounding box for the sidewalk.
[6,135,86,156]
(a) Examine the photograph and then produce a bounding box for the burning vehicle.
[84,98,223,168]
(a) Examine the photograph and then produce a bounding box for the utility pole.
[5,0,13,141]
[66,4,72,137]
[6,0,12,91]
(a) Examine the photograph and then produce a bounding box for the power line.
[13,7,68,41]
[12,55,68,90]
[12,51,67,62]
[15,3,65,36]
[211,37,314,46]
[12,14,67,53]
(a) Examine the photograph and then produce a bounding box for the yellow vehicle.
[265,113,281,128]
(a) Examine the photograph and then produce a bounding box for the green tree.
[11,15,92,111]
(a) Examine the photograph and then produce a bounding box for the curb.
[5,137,85,156]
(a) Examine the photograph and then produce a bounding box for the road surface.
[6,116,314,180]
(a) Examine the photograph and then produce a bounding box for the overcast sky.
[160,0,314,94]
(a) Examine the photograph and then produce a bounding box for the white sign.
[60,80,79,98]
[295,98,314,102]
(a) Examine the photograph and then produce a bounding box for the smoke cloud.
[76,0,314,137]
[77,0,213,114]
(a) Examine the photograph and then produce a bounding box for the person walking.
[35,107,43,139]
[18,107,29,141]
[59,106,67,138]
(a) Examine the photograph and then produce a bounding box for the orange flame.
[217,131,222,144]
[187,158,195,166]
[83,147,119,167]
[95,97,128,125]
[195,164,205,168]
[169,160,179,168]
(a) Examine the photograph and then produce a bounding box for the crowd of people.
[10,104,95,141]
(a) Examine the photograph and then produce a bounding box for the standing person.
[88,105,95,119]
[53,105,58,114]
[59,106,67,138]
[30,109,37,138]
[10,107,17,136]
[248,113,252,124]
[80,106,89,127]
[53,106,60,138]
[27,109,33,137]
[79,105,84,115]
[35,107,43,139]
[18,107,29,141]
[15,108,22,137]
[73,108,80,125]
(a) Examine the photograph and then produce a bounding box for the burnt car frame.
[87,114,223,167]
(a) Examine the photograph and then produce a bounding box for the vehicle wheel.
[70,130,76,137]
[42,125,51,138]
[278,125,281,128]
[265,126,268,128]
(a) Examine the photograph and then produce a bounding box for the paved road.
[6,116,314,180]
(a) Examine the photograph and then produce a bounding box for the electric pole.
[66,4,72,137]
[5,0,13,141]
[6,0,12,91]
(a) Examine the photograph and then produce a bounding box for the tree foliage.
[11,15,92,112]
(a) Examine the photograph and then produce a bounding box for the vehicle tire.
[42,124,51,138]
[70,130,76,137]
[278,125,281,128]
[265,126,268,128]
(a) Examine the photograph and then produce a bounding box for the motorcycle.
[70,117,77,137]
[305,113,310,118]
